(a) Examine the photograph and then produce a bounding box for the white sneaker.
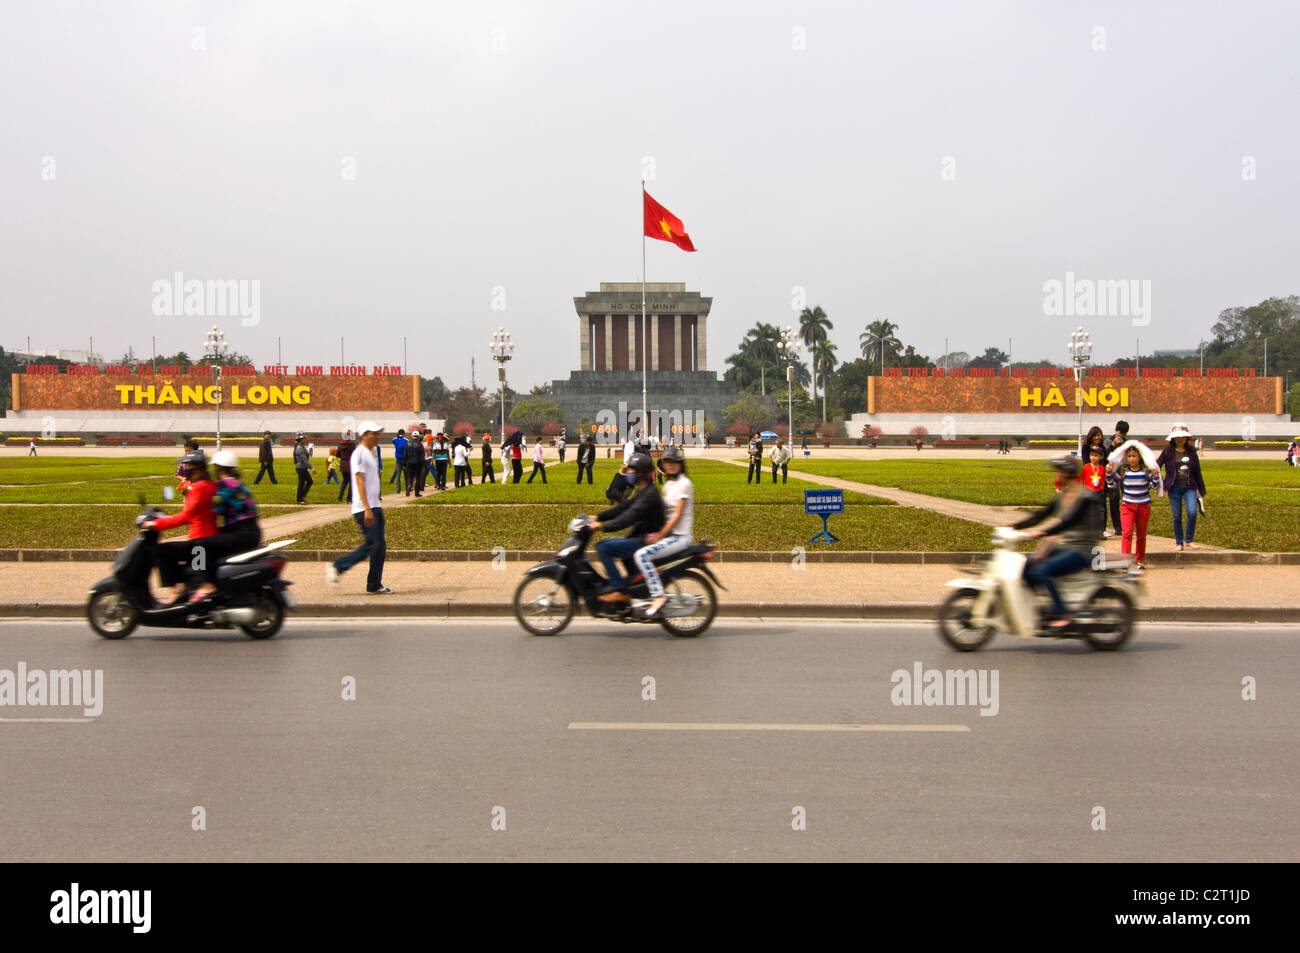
[325,564,340,587]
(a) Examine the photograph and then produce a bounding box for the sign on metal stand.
[804,489,842,545]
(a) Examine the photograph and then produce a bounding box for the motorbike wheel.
[240,594,284,639]
[656,570,717,637]
[87,590,138,639]
[1082,586,1134,651]
[937,588,996,651]
[513,574,575,636]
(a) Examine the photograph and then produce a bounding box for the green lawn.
[287,502,1000,553]
[0,506,300,549]
[417,459,890,506]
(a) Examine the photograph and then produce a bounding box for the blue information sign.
[804,489,842,544]
[804,489,844,515]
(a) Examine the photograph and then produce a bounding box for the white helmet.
[212,450,240,470]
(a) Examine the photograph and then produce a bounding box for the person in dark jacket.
[336,432,356,502]
[1011,455,1101,628]
[1100,419,1130,537]
[576,434,596,484]
[590,453,664,602]
[1156,423,1207,551]
[481,434,495,483]
[254,431,277,484]
[404,429,426,496]
[293,432,314,504]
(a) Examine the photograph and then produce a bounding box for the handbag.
[1197,495,1207,517]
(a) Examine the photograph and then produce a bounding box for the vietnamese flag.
[643,186,696,252]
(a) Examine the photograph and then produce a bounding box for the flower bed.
[94,436,176,446]
[5,436,85,445]
[1213,441,1290,449]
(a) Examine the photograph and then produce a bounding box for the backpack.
[605,470,632,505]
[216,477,259,527]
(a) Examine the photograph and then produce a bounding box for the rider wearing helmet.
[634,445,695,618]
[145,450,220,605]
[589,452,664,603]
[1010,454,1103,628]
[189,449,268,599]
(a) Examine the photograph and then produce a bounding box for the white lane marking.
[568,722,970,732]
[0,716,95,723]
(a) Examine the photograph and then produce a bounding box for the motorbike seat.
[216,563,263,581]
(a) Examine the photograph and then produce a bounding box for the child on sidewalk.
[1080,445,1107,538]
[1111,445,1160,569]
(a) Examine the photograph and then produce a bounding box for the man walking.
[254,430,277,484]
[527,437,548,483]
[481,434,495,483]
[390,428,407,493]
[556,434,567,464]
[326,421,392,594]
[576,434,595,484]
[27,438,37,456]
[336,430,356,503]
[293,432,314,504]
[430,432,451,490]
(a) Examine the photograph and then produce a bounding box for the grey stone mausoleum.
[550,282,739,444]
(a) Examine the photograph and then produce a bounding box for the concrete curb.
[4,602,1292,624]
[4,549,1297,565]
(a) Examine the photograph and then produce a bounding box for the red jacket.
[152,480,219,539]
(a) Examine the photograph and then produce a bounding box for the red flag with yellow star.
[643,187,696,252]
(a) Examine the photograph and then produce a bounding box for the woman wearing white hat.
[1156,424,1207,551]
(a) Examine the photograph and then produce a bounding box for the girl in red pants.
[1113,445,1160,568]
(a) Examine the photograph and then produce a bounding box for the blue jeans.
[334,508,386,591]
[596,536,644,590]
[1169,484,1198,545]
[1025,548,1089,616]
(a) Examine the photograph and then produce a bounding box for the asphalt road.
[0,618,1294,862]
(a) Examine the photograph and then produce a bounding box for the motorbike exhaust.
[212,607,258,624]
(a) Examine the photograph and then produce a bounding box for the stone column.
[604,315,614,371]
[650,314,659,370]
[673,314,682,373]
[627,314,636,370]
[696,314,707,370]
[580,314,591,370]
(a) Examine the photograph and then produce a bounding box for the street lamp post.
[490,325,514,450]
[202,325,229,451]
[778,326,801,445]
[1067,326,1093,455]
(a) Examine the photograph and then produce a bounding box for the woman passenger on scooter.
[589,452,664,604]
[143,451,220,605]
[1010,455,1102,630]
[634,446,695,618]
[181,449,267,603]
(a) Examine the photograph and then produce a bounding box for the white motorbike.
[938,527,1141,651]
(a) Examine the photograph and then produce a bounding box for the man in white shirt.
[623,432,638,466]
[326,421,393,594]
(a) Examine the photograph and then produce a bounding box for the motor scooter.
[937,527,1140,651]
[513,516,724,636]
[86,498,295,640]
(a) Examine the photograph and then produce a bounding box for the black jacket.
[259,437,274,465]
[1013,489,1100,555]
[598,484,664,539]
[577,442,596,466]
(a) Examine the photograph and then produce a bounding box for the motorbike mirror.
[162,485,175,501]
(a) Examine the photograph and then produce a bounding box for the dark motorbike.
[513,516,724,636]
[86,504,295,640]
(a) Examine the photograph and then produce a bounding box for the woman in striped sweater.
[1109,445,1160,569]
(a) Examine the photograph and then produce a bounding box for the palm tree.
[742,322,782,396]
[813,339,838,422]
[723,350,760,392]
[859,319,901,375]
[798,306,832,402]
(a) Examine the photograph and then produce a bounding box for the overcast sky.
[3,1,1297,386]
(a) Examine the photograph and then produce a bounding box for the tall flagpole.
[641,180,648,449]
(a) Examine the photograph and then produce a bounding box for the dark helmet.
[1049,454,1081,478]
[627,452,654,477]
[661,446,685,464]
[180,450,208,470]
